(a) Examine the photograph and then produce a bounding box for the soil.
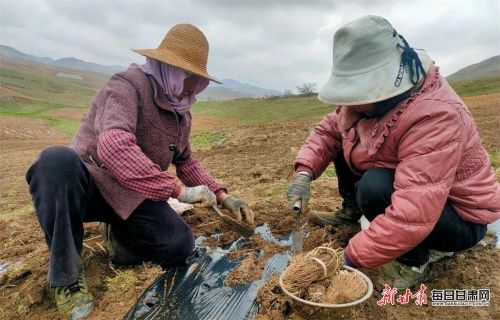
[1,92,499,319]
[255,274,289,319]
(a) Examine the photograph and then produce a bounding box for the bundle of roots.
[306,282,328,303]
[324,270,367,304]
[281,244,367,305]
[281,246,340,296]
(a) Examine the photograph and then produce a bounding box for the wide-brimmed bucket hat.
[133,23,221,83]
[318,15,433,106]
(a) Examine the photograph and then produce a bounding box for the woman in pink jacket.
[286,15,500,289]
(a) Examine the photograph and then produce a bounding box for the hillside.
[211,78,281,98]
[1,45,280,100]
[0,58,109,106]
[448,76,500,97]
[0,57,109,134]
[1,55,499,137]
[193,95,330,123]
[447,55,500,81]
[197,86,248,100]
[0,45,125,75]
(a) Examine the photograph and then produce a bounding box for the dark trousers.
[26,146,195,286]
[334,156,487,267]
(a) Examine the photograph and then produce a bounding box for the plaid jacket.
[71,67,225,220]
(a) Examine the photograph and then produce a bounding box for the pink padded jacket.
[295,66,500,268]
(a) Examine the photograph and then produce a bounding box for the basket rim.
[278,265,374,308]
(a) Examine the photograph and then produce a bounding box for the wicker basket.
[278,266,373,319]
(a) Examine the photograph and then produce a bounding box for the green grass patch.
[190,131,226,150]
[0,66,94,135]
[0,67,95,95]
[0,97,54,114]
[449,77,500,97]
[193,95,333,124]
[45,117,81,136]
[489,149,499,169]
[106,270,138,293]
[322,166,337,178]
[0,99,82,136]
[0,67,96,107]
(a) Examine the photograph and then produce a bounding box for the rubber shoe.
[379,260,428,290]
[54,272,93,319]
[428,250,454,263]
[309,199,362,227]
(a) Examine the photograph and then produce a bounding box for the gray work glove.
[221,195,255,225]
[179,186,217,207]
[286,172,312,212]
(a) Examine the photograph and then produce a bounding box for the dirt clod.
[255,274,289,317]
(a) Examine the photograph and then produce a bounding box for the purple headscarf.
[131,58,209,114]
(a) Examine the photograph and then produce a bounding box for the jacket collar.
[337,65,439,132]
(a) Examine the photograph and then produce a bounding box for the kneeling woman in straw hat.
[26,24,254,317]
[287,15,499,289]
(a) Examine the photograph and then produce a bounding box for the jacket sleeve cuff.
[295,165,314,177]
[215,189,228,202]
[344,247,358,268]
[171,183,182,199]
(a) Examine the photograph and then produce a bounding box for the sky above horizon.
[1,0,499,92]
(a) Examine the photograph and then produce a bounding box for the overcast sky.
[1,0,499,92]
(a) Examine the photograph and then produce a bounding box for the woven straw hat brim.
[133,48,222,84]
[318,50,433,106]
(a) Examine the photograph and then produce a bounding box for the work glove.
[286,172,312,213]
[221,195,255,225]
[179,185,217,207]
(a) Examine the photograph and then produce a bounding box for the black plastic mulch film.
[124,224,292,320]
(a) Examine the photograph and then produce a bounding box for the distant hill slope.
[0,45,52,65]
[197,87,247,101]
[211,78,281,98]
[51,57,124,75]
[448,76,500,97]
[447,55,500,81]
[198,79,282,101]
[0,57,110,111]
[0,56,111,90]
[1,45,281,100]
[0,45,125,75]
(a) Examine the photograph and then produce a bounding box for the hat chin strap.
[393,30,427,85]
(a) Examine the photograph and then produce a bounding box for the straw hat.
[318,15,433,106]
[133,23,221,83]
